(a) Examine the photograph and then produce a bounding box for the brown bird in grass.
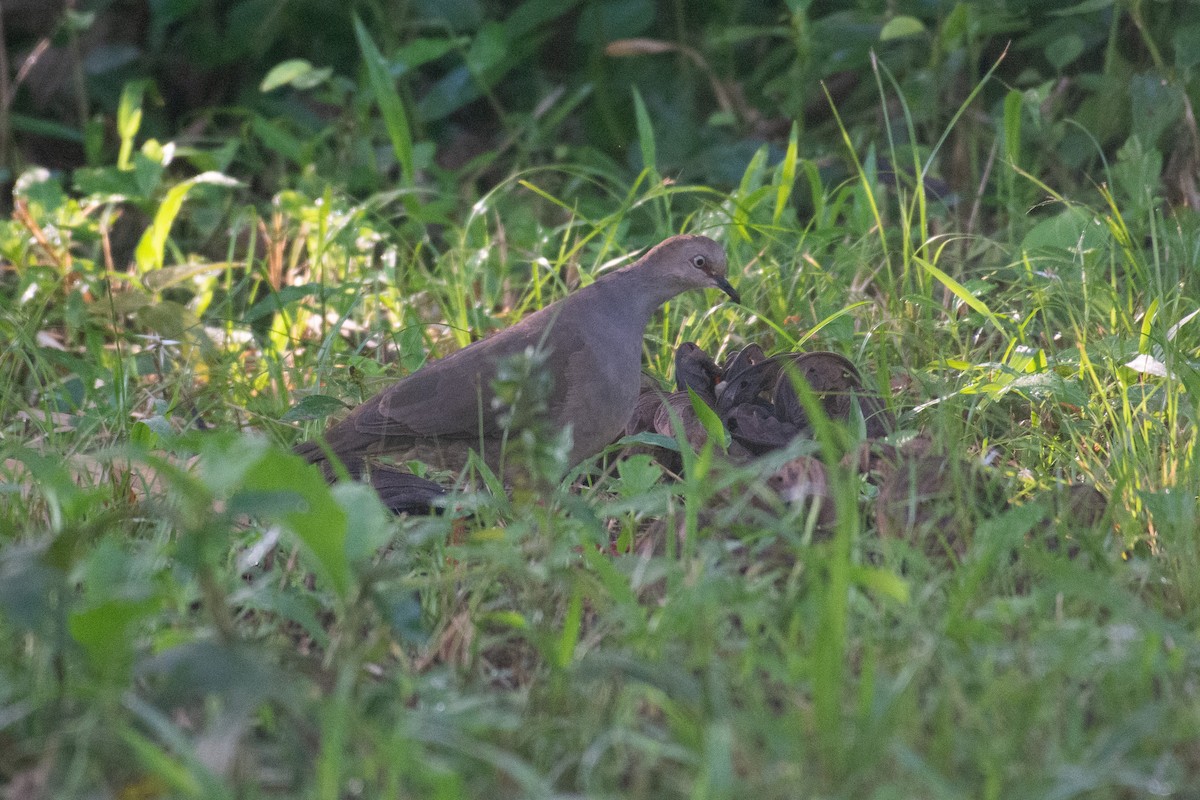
[295,235,739,512]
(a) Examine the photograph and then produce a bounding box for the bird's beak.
[713,276,741,305]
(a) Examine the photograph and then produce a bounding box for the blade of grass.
[913,255,1006,335]
[354,16,416,193]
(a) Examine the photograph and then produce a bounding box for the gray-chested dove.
[294,234,739,508]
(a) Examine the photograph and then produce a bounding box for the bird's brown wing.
[337,317,553,447]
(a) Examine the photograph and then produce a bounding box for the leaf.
[354,15,416,188]
[697,722,735,799]
[135,300,199,341]
[1025,208,1110,256]
[335,481,394,565]
[1045,33,1085,71]
[1010,372,1090,405]
[202,437,352,600]
[940,2,969,47]
[1049,0,1115,15]
[1130,72,1185,147]
[142,261,231,293]
[575,0,655,44]
[737,144,769,195]
[232,451,352,598]
[1124,354,1173,378]
[416,66,476,121]
[618,432,681,452]
[69,597,158,674]
[116,80,147,170]
[773,122,799,225]
[465,21,507,77]
[631,86,657,174]
[913,256,1006,334]
[1003,89,1023,166]
[261,59,315,91]
[1173,23,1200,70]
[250,116,306,164]
[0,544,61,633]
[9,112,85,142]
[880,16,925,40]
[851,566,911,604]
[688,387,729,453]
[120,728,211,799]
[134,172,240,273]
[507,0,580,38]
[556,586,583,668]
[394,37,468,72]
[280,394,349,422]
[260,59,331,92]
[614,454,663,499]
[244,283,323,322]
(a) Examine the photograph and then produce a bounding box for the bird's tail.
[293,438,446,515]
[367,464,447,515]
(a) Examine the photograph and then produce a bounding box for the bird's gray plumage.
[294,234,737,507]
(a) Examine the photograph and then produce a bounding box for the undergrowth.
[2,30,1200,800]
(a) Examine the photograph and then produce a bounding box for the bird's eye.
[692,255,707,269]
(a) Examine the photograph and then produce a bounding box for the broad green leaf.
[1174,23,1200,69]
[1130,72,1185,147]
[0,544,60,633]
[1022,207,1109,254]
[575,0,654,43]
[688,387,729,453]
[234,450,352,599]
[1045,33,1085,70]
[336,481,393,564]
[614,454,663,499]
[880,15,925,40]
[69,597,158,674]
[465,22,507,77]
[261,58,322,92]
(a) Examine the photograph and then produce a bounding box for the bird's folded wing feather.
[346,320,548,441]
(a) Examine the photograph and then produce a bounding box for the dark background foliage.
[5,0,1199,211]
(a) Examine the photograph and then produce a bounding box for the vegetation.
[2,0,1199,797]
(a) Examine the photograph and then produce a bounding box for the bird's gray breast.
[554,320,644,464]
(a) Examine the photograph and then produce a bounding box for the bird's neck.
[586,265,676,325]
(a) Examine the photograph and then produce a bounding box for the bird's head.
[644,234,740,304]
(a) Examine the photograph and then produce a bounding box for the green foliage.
[3,0,1200,797]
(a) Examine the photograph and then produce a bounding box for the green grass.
[3,79,1200,800]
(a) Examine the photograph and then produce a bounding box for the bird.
[294,234,739,512]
